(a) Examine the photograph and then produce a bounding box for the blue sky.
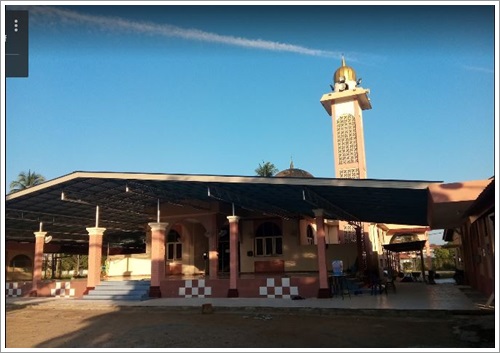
[3,3,496,190]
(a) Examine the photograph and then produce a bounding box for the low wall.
[108,255,151,277]
[6,279,88,299]
[159,276,319,299]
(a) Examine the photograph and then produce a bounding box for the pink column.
[208,215,218,279]
[85,227,106,294]
[149,222,168,298]
[227,216,240,297]
[197,214,218,278]
[314,209,330,298]
[30,231,46,296]
[209,234,218,279]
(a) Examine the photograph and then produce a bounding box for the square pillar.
[149,222,169,298]
[85,227,106,293]
[227,216,240,297]
[30,231,46,296]
[208,215,218,279]
[313,209,330,298]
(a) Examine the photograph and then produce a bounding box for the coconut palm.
[255,161,278,177]
[9,170,46,193]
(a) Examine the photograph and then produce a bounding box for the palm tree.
[9,170,46,193]
[255,161,278,177]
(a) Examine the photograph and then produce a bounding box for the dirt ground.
[5,304,495,349]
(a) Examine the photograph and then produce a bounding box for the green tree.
[9,170,46,193]
[255,161,278,177]
[432,247,455,270]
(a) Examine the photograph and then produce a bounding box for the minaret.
[320,56,371,179]
[320,57,372,271]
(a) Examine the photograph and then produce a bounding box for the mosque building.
[6,58,480,300]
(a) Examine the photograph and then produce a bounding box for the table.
[329,275,351,299]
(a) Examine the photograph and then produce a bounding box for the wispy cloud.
[28,6,342,58]
[461,65,494,74]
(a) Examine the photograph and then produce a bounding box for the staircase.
[83,280,151,301]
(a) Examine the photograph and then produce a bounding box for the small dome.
[275,161,314,178]
[333,56,357,83]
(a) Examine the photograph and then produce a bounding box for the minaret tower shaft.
[320,57,371,179]
[319,57,372,270]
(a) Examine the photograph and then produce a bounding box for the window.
[166,229,182,260]
[306,224,315,244]
[342,224,356,244]
[255,221,283,256]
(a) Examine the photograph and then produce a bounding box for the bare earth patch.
[5,304,495,349]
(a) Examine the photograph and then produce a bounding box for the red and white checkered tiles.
[178,279,212,298]
[6,282,22,297]
[50,281,75,297]
[259,278,299,299]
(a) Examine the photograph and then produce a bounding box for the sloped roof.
[427,179,491,229]
[5,171,438,247]
[464,178,495,221]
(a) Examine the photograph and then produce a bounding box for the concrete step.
[87,289,149,296]
[84,280,151,301]
[98,280,151,286]
[81,294,148,300]
[98,282,151,290]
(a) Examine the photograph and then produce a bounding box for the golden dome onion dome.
[275,168,314,178]
[275,161,314,178]
[333,56,357,83]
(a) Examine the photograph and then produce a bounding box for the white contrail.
[29,6,342,58]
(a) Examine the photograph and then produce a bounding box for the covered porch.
[5,171,441,299]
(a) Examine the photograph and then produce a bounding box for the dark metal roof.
[383,240,427,253]
[5,171,439,248]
